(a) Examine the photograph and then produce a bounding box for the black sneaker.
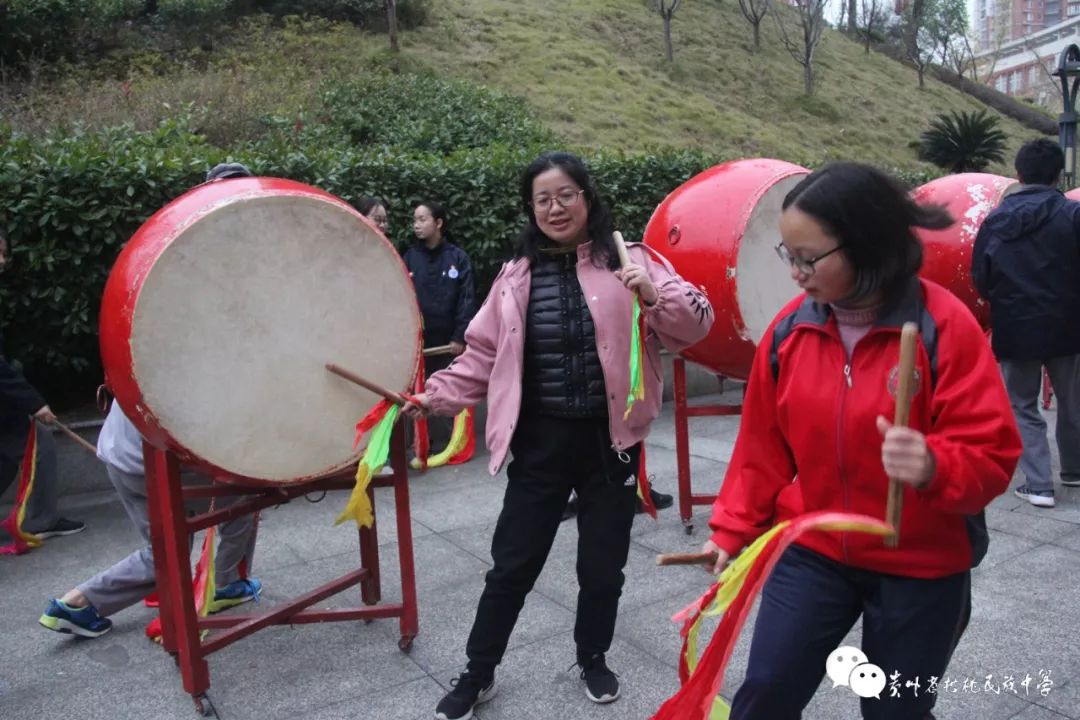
[580,653,620,704]
[636,488,674,514]
[34,518,85,539]
[434,669,496,720]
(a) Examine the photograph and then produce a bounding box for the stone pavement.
[1,388,1078,720]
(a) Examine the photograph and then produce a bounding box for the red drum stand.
[144,425,418,715]
[672,357,743,534]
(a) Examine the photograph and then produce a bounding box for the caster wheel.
[398,636,414,653]
[193,694,213,716]
[683,523,694,536]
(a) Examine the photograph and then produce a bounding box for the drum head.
[735,173,804,345]
[120,186,420,483]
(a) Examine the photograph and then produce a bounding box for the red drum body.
[100,177,422,485]
[911,173,1019,329]
[643,159,808,379]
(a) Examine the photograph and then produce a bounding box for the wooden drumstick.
[884,322,919,549]
[423,344,454,357]
[325,363,409,406]
[612,230,631,270]
[52,420,98,455]
[656,550,719,567]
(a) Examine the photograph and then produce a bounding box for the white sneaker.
[1015,484,1055,508]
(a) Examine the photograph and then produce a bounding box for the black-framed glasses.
[531,189,585,212]
[774,243,844,277]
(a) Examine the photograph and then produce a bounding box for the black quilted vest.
[521,251,607,417]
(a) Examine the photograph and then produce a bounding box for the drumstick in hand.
[656,550,719,567]
[612,230,631,270]
[423,345,454,357]
[884,322,919,548]
[326,363,410,406]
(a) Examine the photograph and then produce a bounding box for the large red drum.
[911,173,1019,329]
[100,177,421,485]
[643,159,808,379]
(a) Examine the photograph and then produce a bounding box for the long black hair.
[782,162,953,306]
[515,151,620,270]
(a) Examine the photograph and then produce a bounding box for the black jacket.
[1,325,45,434]
[521,251,607,417]
[972,185,1080,360]
[402,241,477,347]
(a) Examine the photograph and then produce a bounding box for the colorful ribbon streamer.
[0,421,43,555]
[651,511,893,720]
[335,399,400,529]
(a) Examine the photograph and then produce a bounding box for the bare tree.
[904,0,925,61]
[738,0,771,51]
[658,0,684,62]
[859,0,883,54]
[387,0,400,53]
[773,0,828,94]
[848,0,857,33]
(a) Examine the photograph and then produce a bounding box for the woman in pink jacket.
[406,151,712,720]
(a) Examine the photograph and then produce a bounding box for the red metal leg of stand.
[390,424,419,648]
[144,441,178,655]
[151,448,209,697]
[358,487,381,605]
[674,357,693,528]
[1043,367,1054,410]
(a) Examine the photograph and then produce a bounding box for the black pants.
[464,413,639,673]
[732,545,971,720]
[424,354,454,452]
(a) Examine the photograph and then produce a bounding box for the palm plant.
[918,109,1008,173]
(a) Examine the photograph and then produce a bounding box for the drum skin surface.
[912,173,1019,330]
[100,177,421,485]
[643,158,808,379]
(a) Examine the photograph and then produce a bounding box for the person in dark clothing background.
[1,229,85,543]
[972,138,1080,509]
[403,201,477,452]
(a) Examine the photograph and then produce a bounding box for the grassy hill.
[1,0,1045,173]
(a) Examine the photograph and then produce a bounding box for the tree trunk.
[804,61,814,95]
[905,0,924,62]
[386,0,399,53]
[917,65,926,89]
[663,13,674,61]
[753,20,761,51]
[847,0,857,33]
[864,23,872,54]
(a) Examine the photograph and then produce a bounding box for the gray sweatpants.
[76,464,257,617]
[1000,355,1080,493]
[0,421,61,540]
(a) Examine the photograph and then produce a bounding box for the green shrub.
[918,109,1008,174]
[311,73,556,155]
[0,115,713,393]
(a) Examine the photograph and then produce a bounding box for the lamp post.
[1052,43,1080,189]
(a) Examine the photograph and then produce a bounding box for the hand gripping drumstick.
[656,550,719,567]
[325,363,415,407]
[884,322,919,549]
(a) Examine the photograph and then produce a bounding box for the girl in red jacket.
[701,163,1022,720]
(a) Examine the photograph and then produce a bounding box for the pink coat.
[425,242,714,474]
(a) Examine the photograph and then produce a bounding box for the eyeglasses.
[531,189,585,213]
[774,243,844,277]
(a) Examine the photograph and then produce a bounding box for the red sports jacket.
[709,278,1022,578]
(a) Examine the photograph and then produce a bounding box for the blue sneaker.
[209,578,262,613]
[39,599,112,638]
[1015,484,1055,508]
